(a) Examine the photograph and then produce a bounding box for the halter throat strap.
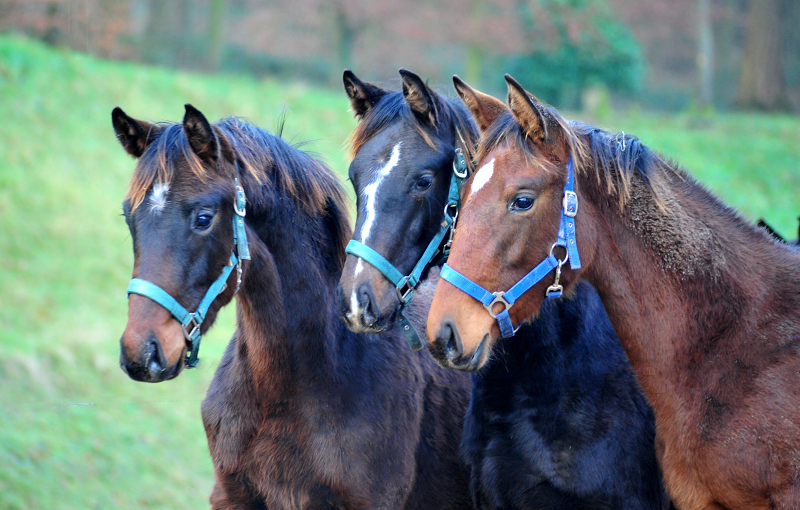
[344,148,467,351]
[440,156,580,338]
[126,169,251,368]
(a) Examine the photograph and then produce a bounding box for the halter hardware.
[345,147,467,351]
[441,156,581,338]
[485,292,512,319]
[126,168,251,368]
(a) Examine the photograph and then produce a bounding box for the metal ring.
[443,201,459,223]
[549,243,569,265]
[453,148,469,179]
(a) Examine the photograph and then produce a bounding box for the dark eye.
[196,213,213,229]
[415,175,433,190]
[511,195,534,212]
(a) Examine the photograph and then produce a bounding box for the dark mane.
[477,108,676,209]
[347,89,479,161]
[126,117,352,267]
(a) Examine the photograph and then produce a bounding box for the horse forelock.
[126,122,214,212]
[476,107,678,213]
[219,118,352,267]
[125,117,352,267]
[347,91,479,162]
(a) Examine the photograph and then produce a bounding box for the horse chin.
[119,326,187,383]
[428,333,492,373]
[341,304,400,335]
[337,284,402,335]
[120,349,185,383]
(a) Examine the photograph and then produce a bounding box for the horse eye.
[415,175,433,190]
[511,196,534,212]
[196,213,213,229]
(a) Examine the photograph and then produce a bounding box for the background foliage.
[1,0,799,111]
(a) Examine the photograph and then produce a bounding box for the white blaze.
[358,142,402,243]
[348,142,402,322]
[468,158,495,199]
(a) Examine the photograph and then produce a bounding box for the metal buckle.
[181,315,201,342]
[442,202,459,227]
[234,183,247,217]
[453,148,468,179]
[546,259,565,297]
[484,291,512,319]
[563,190,578,218]
[396,277,414,305]
[233,259,243,295]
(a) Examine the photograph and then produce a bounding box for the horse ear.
[183,104,219,163]
[505,74,548,143]
[399,68,437,126]
[343,69,387,119]
[112,107,160,158]
[452,75,507,132]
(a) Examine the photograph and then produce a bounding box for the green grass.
[0,34,797,509]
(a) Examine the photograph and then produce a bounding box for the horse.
[758,217,800,248]
[112,104,474,509]
[337,69,670,510]
[426,74,800,510]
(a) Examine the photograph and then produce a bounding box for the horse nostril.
[436,322,463,361]
[144,336,165,374]
[358,285,378,327]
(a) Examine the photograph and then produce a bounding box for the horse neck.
[578,165,800,402]
[233,197,347,389]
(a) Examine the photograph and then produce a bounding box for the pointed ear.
[399,68,437,126]
[183,104,219,163]
[452,75,507,132]
[112,107,161,158]
[343,69,387,119]
[505,74,548,143]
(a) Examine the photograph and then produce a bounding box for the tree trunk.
[141,0,170,64]
[738,0,787,110]
[697,0,714,107]
[206,0,225,72]
[333,1,355,73]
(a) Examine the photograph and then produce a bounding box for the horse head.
[426,75,594,371]
[113,105,243,382]
[337,69,475,335]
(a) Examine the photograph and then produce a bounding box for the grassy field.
[0,34,797,509]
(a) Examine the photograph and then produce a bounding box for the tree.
[696,0,713,107]
[738,0,787,110]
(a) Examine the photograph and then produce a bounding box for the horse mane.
[347,89,479,162]
[126,117,352,267]
[477,108,678,210]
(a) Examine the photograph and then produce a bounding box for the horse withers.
[113,104,473,509]
[338,69,670,510]
[426,74,800,510]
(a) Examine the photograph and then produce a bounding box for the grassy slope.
[0,35,356,510]
[0,35,797,509]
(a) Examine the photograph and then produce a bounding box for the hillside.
[0,35,797,509]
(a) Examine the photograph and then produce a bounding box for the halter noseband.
[344,148,468,351]
[440,156,581,338]
[126,169,251,368]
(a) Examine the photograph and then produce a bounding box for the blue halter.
[126,173,251,368]
[344,148,468,351]
[440,156,580,338]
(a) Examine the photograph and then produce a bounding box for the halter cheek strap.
[126,174,251,368]
[440,156,580,339]
[344,148,467,351]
